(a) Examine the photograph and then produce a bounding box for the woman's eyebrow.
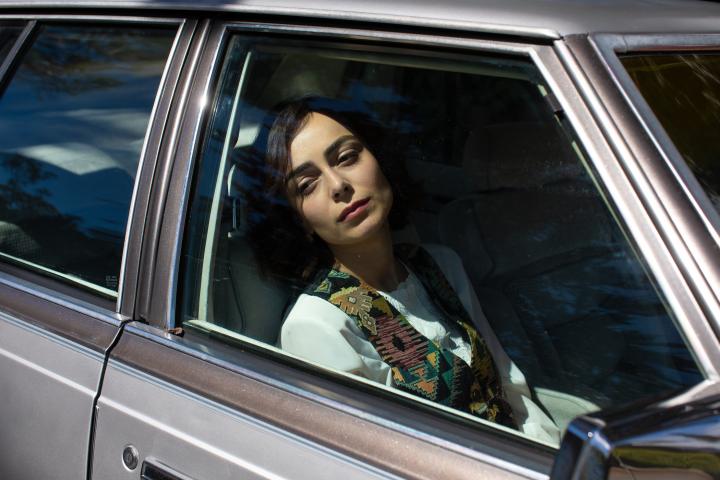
[323,135,356,160]
[285,135,357,184]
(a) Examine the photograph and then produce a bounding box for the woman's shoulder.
[279,293,377,373]
[281,293,352,331]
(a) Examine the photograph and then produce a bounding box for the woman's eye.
[297,179,316,196]
[338,150,359,164]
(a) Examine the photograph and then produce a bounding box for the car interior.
[181,39,703,432]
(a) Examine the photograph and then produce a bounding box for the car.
[1,0,719,478]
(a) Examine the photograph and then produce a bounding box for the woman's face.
[285,112,393,249]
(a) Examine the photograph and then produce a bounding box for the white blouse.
[280,244,560,444]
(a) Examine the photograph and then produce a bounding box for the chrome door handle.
[141,459,196,480]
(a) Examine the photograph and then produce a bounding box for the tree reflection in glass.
[0,24,176,292]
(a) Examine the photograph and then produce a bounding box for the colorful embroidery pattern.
[307,245,516,428]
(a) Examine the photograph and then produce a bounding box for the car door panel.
[88,10,720,480]
[0,317,101,479]
[0,13,194,479]
[0,276,120,479]
[94,363,393,480]
[91,324,543,480]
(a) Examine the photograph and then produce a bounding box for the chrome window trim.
[0,266,122,352]
[0,251,116,297]
[195,46,252,324]
[588,33,720,318]
[118,18,197,317]
[555,38,720,381]
[0,13,182,24]
[138,19,214,322]
[565,33,720,344]
[220,23,540,53]
[0,4,561,41]
[0,270,125,328]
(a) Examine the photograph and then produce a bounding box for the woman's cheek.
[301,199,327,233]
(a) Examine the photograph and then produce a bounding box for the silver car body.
[1,1,720,479]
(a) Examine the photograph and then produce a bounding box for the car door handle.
[141,459,196,480]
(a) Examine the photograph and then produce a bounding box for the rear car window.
[179,34,703,443]
[621,52,720,214]
[0,23,177,296]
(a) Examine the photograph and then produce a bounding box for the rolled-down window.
[179,34,702,445]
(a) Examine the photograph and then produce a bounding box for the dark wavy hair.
[242,96,414,286]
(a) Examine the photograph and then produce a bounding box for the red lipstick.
[338,198,370,222]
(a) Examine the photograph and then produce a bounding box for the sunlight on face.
[287,113,393,249]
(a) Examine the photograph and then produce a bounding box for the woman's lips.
[338,198,370,222]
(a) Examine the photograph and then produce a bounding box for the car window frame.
[577,33,720,337]
[0,12,191,331]
[136,18,720,475]
[0,20,31,80]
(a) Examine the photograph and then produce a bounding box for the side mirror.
[550,392,720,479]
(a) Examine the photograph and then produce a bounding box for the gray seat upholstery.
[439,121,680,407]
[210,159,294,345]
[211,235,291,345]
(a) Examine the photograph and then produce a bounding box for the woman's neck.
[330,226,407,292]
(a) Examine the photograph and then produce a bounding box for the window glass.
[0,24,176,295]
[622,53,720,214]
[0,25,23,63]
[180,35,702,444]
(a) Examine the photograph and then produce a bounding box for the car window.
[0,23,177,296]
[179,34,703,444]
[621,52,720,214]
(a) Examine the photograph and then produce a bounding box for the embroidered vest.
[307,244,516,428]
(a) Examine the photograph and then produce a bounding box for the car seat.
[439,120,685,408]
[209,148,296,345]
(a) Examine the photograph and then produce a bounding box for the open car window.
[178,34,703,445]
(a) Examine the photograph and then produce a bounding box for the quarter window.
[179,34,702,444]
[0,23,177,295]
[621,52,720,214]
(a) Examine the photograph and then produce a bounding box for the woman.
[250,97,559,442]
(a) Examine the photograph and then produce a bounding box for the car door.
[0,14,183,480]
[548,31,720,478]
[91,16,717,480]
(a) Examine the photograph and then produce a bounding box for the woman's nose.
[329,174,351,200]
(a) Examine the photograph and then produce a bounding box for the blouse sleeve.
[423,244,561,444]
[280,294,392,385]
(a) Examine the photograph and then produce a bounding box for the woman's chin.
[331,218,390,247]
